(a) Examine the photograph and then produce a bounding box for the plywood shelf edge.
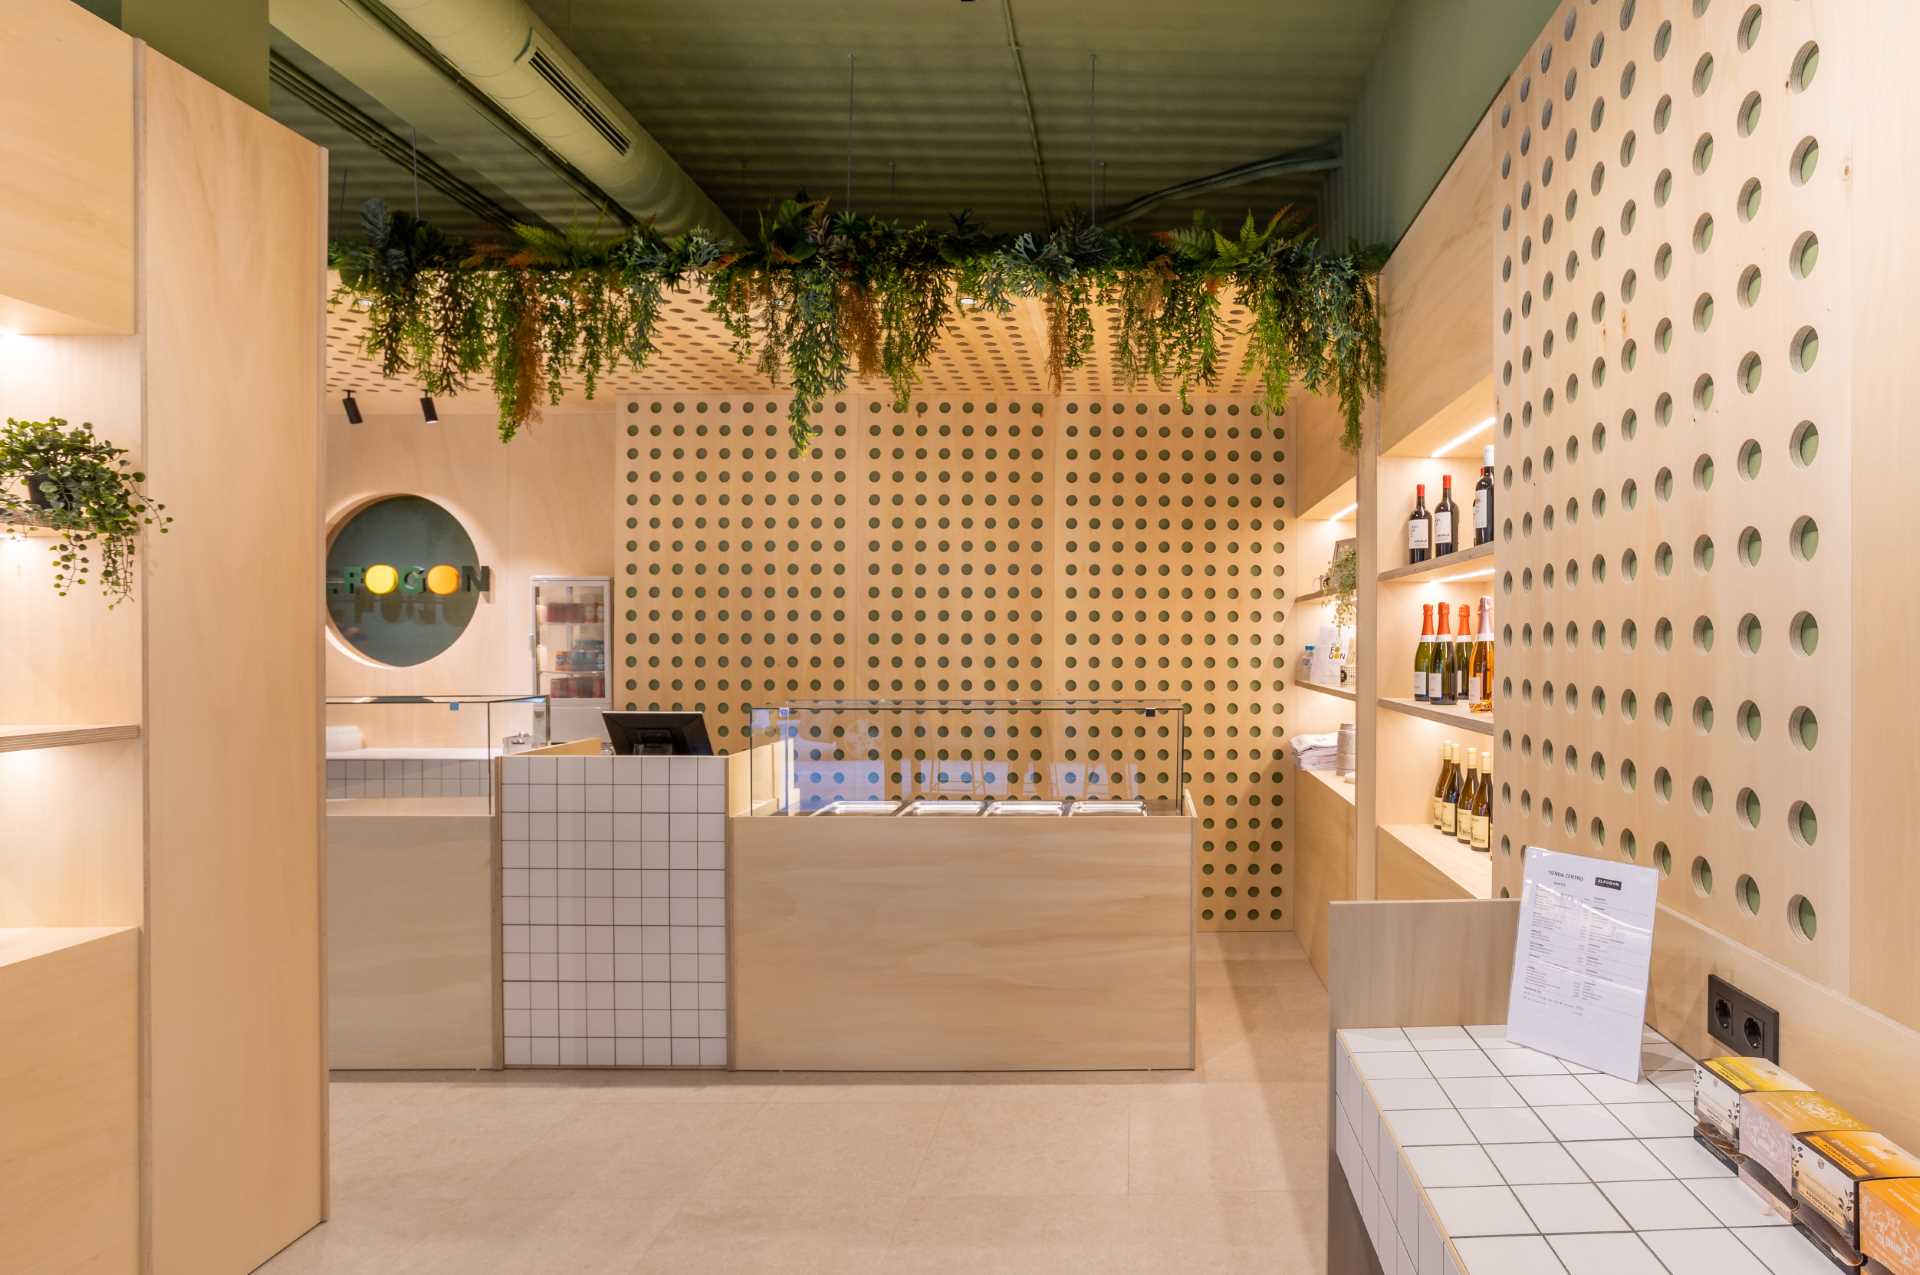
[0,724,142,754]
[1377,542,1495,585]
[1376,698,1495,735]
[1300,681,1358,702]
[1301,766,1358,808]
[1379,823,1493,900]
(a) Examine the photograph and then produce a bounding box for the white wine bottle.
[1470,750,1493,852]
[1439,743,1463,836]
[1430,741,1454,828]
[1454,749,1480,845]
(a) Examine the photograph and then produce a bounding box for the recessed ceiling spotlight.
[420,395,439,424]
[343,391,363,425]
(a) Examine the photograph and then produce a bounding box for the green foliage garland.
[331,198,1387,452]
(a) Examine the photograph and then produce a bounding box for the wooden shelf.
[1377,541,1495,586]
[0,509,59,536]
[0,925,138,969]
[1300,766,1357,808]
[1377,698,1494,735]
[1299,681,1357,702]
[0,724,142,754]
[1295,589,1333,604]
[1378,823,1493,900]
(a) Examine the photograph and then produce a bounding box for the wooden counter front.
[731,807,1195,1071]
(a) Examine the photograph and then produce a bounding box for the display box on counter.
[1794,1130,1920,1254]
[1864,1178,1920,1275]
[1740,1091,1866,1208]
[1695,1057,1811,1152]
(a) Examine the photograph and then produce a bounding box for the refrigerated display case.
[531,576,609,708]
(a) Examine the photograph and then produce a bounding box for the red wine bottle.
[1434,474,1459,557]
[1407,484,1432,564]
[1473,445,1495,546]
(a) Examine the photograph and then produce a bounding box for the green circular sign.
[325,496,489,667]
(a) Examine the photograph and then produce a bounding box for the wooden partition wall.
[612,392,1307,932]
[0,5,326,1270]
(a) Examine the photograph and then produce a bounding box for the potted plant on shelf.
[1319,542,1358,630]
[0,416,171,606]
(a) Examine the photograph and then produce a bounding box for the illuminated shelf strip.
[1376,541,1495,586]
[1376,698,1494,736]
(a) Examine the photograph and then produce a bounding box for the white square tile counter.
[1334,1025,1836,1275]
[499,753,729,1067]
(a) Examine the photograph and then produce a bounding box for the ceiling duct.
[275,0,735,239]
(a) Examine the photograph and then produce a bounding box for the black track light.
[420,395,439,424]
[343,391,362,425]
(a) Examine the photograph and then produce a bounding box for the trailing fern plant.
[329,197,1388,452]
[0,417,171,606]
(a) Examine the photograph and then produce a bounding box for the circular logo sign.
[325,495,491,667]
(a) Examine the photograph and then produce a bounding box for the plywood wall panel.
[1836,0,1920,1035]
[1380,112,1496,450]
[1291,391,1356,515]
[138,49,325,1275]
[617,393,1300,931]
[0,334,145,725]
[0,0,135,334]
[0,927,139,1275]
[1471,0,1920,1117]
[323,410,614,744]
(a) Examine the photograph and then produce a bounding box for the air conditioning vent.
[526,47,631,156]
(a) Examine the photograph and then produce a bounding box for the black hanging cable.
[1088,52,1098,222]
[846,53,856,212]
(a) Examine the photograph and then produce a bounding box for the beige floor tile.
[910,1092,1131,1197]
[328,1088,590,1204]
[880,1195,1146,1275]
[296,927,1333,1270]
[472,1101,765,1200]
[723,1071,959,1104]
[255,1193,456,1274]
[699,1101,945,1197]
[1128,1082,1329,1194]
[1122,1190,1329,1273]
[398,1195,681,1275]
[629,1196,901,1275]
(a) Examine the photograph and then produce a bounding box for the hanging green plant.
[330,198,1387,452]
[0,416,171,606]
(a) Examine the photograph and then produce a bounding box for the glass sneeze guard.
[745,699,1187,817]
[324,694,551,812]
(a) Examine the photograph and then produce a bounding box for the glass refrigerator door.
[531,576,610,706]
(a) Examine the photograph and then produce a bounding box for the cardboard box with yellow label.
[1864,1178,1920,1275]
[1795,1130,1920,1250]
[1696,1057,1809,1146]
[1741,1091,1865,1202]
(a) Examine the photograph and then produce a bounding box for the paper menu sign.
[1506,846,1660,1082]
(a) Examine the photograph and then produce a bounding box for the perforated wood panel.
[616,393,1297,930]
[324,281,1265,407]
[1492,0,1848,982]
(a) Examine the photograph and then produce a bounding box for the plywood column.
[139,49,325,1274]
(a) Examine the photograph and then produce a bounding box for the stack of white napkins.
[1289,732,1341,770]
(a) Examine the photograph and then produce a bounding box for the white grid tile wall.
[499,753,728,1067]
[326,757,491,799]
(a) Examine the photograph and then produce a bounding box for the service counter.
[731,797,1196,1071]
[327,698,1201,1075]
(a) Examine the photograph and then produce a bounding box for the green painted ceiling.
[276,0,1400,240]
